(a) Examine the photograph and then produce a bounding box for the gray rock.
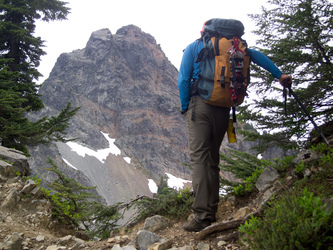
[3,232,23,250]
[257,187,275,208]
[111,244,123,250]
[292,149,322,165]
[143,215,170,232]
[72,239,86,250]
[168,246,193,250]
[256,166,279,192]
[0,160,14,178]
[303,168,312,177]
[226,196,236,207]
[1,190,18,210]
[136,230,165,250]
[0,146,30,177]
[46,246,67,250]
[233,207,252,220]
[112,244,137,250]
[148,239,173,250]
[197,243,210,250]
[36,234,45,242]
[217,240,227,247]
[58,235,74,246]
[30,186,43,198]
[20,179,36,195]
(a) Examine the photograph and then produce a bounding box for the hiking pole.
[284,85,329,145]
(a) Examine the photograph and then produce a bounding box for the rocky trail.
[0,174,254,250]
[2,144,327,250]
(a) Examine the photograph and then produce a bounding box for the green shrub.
[239,188,333,249]
[295,161,308,173]
[234,184,245,196]
[233,168,263,196]
[27,174,42,186]
[273,155,295,172]
[44,158,102,227]
[294,143,333,176]
[86,203,123,239]
[312,143,333,178]
[133,187,194,222]
[220,149,264,180]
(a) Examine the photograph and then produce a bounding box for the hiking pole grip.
[287,87,329,145]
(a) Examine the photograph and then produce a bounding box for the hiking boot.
[183,218,211,232]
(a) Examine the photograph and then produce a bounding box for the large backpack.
[194,18,251,108]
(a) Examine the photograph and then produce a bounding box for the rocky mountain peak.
[28,25,189,206]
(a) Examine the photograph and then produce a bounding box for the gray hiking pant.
[185,96,230,221]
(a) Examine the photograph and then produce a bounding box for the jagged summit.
[116,25,157,44]
[88,28,113,42]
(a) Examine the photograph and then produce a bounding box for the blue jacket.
[177,40,283,111]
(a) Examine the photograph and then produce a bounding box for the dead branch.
[196,219,243,240]
[117,195,152,210]
[219,231,239,241]
[196,210,263,240]
[196,180,284,240]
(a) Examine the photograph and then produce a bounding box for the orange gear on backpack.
[201,21,208,35]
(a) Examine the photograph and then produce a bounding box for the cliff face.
[28,25,190,205]
[44,26,188,179]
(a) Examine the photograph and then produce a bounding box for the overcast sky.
[35,0,267,84]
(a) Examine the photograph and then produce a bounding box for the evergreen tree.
[0,0,79,154]
[220,149,263,180]
[239,0,333,152]
[44,158,101,227]
[157,175,169,195]
[88,203,123,239]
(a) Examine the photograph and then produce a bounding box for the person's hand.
[279,74,292,87]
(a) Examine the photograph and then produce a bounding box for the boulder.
[0,146,30,177]
[255,166,279,192]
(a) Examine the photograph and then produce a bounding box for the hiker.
[178,19,292,232]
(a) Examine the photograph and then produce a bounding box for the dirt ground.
[0,182,254,250]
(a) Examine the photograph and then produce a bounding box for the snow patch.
[148,179,158,193]
[66,131,131,164]
[124,157,131,164]
[62,158,78,170]
[166,173,191,191]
